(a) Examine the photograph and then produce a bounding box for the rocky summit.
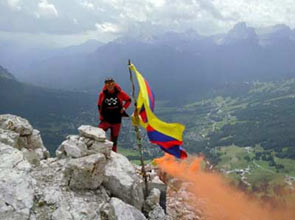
[0,114,166,220]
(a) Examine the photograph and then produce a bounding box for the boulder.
[147,205,166,220]
[0,143,31,171]
[0,114,33,136]
[149,176,167,213]
[56,134,112,159]
[34,145,50,160]
[78,125,106,142]
[144,188,161,211]
[51,206,73,220]
[56,135,88,159]
[27,129,43,149]
[103,152,144,210]
[0,115,50,161]
[106,197,147,220]
[22,148,41,166]
[64,153,107,190]
[0,143,34,220]
[143,188,166,220]
[0,128,19,149]
[88,139,113,158]
[30,157,110,220]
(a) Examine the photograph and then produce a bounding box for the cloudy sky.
[1,0,295,47]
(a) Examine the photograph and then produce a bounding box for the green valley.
[1,65,295,199]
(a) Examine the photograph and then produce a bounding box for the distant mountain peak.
[219,22,258,45]
[270,24,293,39]
[272,24,292,33]
[228,22,257,40]
[0,65,15,80]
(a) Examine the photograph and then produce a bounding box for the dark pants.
[98,121,121,152]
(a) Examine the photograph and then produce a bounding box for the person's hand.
[120,107,126,113]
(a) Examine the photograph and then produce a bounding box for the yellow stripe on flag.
[129,64,185,141]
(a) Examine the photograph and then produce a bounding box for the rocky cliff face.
[0,114,166,220]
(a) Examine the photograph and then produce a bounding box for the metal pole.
[128,59,149,198]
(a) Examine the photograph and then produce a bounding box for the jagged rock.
[0,143,31,171]
[79,136,95,147]
[108,197,147,220]
[0,143,34,220]
[148,205,166,220]
[64,153,107,190]
[34,146,50,160]
[0,114,168,219]
[31,157,110,220]
[27,129,43,149]
[56,134,112,159]
[88,139,113,158]
[56,135,88,158]
[0,128,19,149]
[166,182,203,220]
[0,115,50,161]
[144,188,166,220]
[18,136,29,149]
[149,175,167,213]
[78,125,106,142]
[22,148,41,166]
[51,206,73,220]
[145,188,161,211]
[0,114,33,136]
[103,152,144,210]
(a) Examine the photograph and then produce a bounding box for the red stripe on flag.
[150,140,183,148]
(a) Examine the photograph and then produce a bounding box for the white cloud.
[148,0,165,8]
[73,18,78,24]
[7,0,21,10]
[1,0,295,45]
[80,1,95,10]
[37,0,58,18]
[95,22,120,33]
[212,0,295,29]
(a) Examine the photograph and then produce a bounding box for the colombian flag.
[130,63,187,159]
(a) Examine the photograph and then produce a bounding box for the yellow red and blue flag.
[129,63,187,159]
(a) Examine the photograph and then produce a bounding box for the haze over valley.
[1,0,295,214]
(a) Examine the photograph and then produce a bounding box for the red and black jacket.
[97,84,131,124]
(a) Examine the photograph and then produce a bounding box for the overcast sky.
[1,0,295,47]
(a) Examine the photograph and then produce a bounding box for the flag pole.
[128,59,149,198]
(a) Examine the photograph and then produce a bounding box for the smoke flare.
[154,154,295,220]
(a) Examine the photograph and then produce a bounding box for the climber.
[97,77,131,152]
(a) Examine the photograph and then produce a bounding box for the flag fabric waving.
[129,63,187,159]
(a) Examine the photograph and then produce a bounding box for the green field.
[215,145,295,199]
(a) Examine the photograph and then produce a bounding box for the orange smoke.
[154,154,295,220]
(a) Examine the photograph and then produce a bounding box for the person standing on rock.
[97,77,131,152]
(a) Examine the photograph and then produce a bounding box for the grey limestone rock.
[0,115,50,162]
[103,152,144,210]
[64,153,107,190]
[0,128,19,149]
[57,135,88,159]
[109,197,147,220]
[78,125,106,142]
[0,114,33,136]
[0,143,34,220]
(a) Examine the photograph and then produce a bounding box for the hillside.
[1,64,295,201]
[151,79,295,198]
[0,65,15,80]
[0,65,96,154]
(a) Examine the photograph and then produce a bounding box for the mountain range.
[1,22,295,102]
